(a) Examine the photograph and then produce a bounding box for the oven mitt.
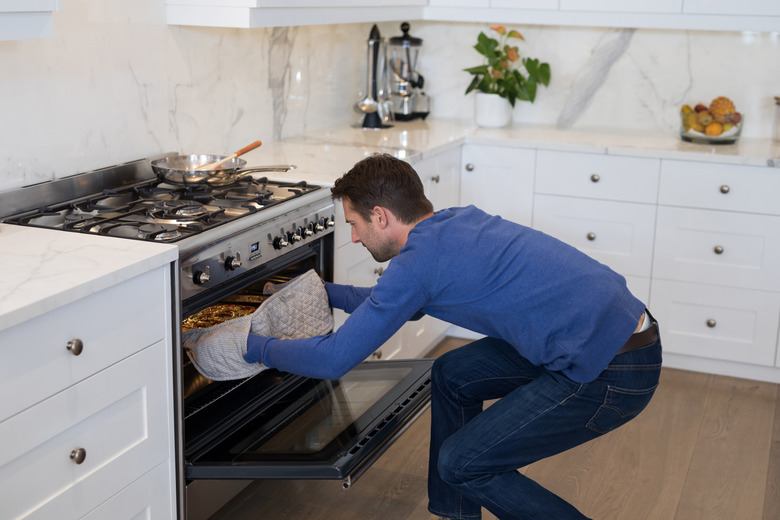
[183,269,334,381]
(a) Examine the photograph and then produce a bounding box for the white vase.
[474,92,512,128]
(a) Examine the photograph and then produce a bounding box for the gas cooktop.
[0,156,321,243]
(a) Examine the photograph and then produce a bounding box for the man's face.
[343,199,398,263]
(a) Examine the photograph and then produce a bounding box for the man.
[245,153,662,520]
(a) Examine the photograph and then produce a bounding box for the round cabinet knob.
[374,266,384,277]
[70,448,87,464]
[465,163,475,172]
[66,339,83,356]
[371,350,383,359]
[720,185,730,194]
[706,319,717,328]
[273,236,289,249]
[713,245,724,255]
[586,232,597,241]
[590,174,600,183]
[431,175,441,183]
[224,256,241,271]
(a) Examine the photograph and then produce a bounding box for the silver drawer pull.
[374,267,384,277]
[706,319,717,328]
[66,339,84,356]
[586,232,596,241]
[465,163,475,172]
[70,448,87,464]
[590,173,600,183]
[713,245,724,255]
[371,350,383,360]
[720,185,730,194]
[431,175,440,183]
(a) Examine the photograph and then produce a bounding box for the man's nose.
[351,228,360,243]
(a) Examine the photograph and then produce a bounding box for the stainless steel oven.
[0,155,433,520]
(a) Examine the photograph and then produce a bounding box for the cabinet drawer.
[653,206,780,291]
[535,150,659,203]
[0,267,168,420]
[532,194,656,277]
[650,280,780,366]
[460,145,535,226]
[0,342,172,520]
[82,461,174,520]
[659,160,780,215]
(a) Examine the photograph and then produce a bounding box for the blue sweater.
[246,206,645,383]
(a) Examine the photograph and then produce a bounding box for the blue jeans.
[427,331,662,520]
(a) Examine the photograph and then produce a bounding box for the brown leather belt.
[616,313,659,355]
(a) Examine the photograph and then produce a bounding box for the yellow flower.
[490,24,506,35]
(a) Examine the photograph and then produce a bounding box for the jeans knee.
[437,436,469,487]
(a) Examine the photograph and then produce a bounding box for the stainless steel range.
[0,154,433,520]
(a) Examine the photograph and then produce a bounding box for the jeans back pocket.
[586,384,658,435]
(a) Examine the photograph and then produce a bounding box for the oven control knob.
[225,256,241,271]
[273,236,289,249]
[311,221,323,234]
[193,266,211,285]
[287,230,302,243]
[319,216,335,229]
[298,226,311,239]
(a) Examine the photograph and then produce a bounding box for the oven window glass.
[198,365,413,463]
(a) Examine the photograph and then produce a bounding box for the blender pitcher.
[389,22,429,121]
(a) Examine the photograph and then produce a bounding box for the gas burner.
[149,200,210,221]
[63,213,96,229]
[138,223,182,241]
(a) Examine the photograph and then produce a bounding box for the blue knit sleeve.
[324,282,372,313]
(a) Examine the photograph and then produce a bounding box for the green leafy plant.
[464,25,551,107]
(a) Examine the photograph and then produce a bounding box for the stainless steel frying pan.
[151,154,296,186]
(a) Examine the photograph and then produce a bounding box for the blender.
[388,22,429,121]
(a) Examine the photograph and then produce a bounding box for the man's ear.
[373,206,391,229]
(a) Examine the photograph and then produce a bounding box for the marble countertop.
[238,118,780,185]
[0,225,178,332]
[3,118,778,333]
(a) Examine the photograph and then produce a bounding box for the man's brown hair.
[331,153,433,225]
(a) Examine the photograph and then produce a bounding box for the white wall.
[1,2,778,192]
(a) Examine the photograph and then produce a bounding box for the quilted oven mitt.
[183,269,333,381]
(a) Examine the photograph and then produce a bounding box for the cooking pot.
[151,154,297,186]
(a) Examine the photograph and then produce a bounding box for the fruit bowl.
[680,96,742,145]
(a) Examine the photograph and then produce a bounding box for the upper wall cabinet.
[165,0,425,28]
[0,0,61,41]
[426,0,780,32]
[166,0,780,32]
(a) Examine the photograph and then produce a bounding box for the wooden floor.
[211,337,780,520]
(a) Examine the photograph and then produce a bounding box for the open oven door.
[182,358,433,488]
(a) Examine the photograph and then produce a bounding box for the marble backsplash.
[0,0,778,192]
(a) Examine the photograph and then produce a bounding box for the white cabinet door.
[559,0,682,13]
[535,150,659,204]
[82,461,174,520]
[0,342,172,520]
[0,268,167,421]
[650,279,780,367]
[417,149,461,212]
[653,206,780,292]
[460,145,536,226]
[532,194,656,278]
[659,160,780,216]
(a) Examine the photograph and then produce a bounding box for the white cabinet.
[532,151,658,303]
[0,265,176,520]
[0,0,61,41]
[460,144,535,227]
[651,159,780,371]
[650,280,780,367]
[166,0,425,28]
